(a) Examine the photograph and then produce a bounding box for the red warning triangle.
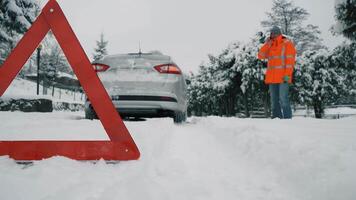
[0,0,140,161]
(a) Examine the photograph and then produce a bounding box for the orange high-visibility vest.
[258,35,296,84]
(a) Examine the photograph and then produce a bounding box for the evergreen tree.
[294,50,345,118]
[235,34,270,117]
[330,42,356,104]
[187,65,216,116]
[93,33,108,61]
[261,0,325,54]
[188,1,354,118]
[187,44,240,117]
[0,0,39,63]
[332,0,356,41]
[330,1,356,105]
[187,39,268,117]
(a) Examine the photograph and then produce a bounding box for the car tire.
[85,107,97,120]
[174,111,187,124]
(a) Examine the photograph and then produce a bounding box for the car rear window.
[102,54,172,71]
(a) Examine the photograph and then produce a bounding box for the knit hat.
[270,26,282,35]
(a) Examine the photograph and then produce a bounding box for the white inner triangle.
[0,32,109,141]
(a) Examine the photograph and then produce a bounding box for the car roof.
[93,52,175,68]
[103,52,171,61]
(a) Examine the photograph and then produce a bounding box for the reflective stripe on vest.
[267,40,294,70]
[268,64,293,70]
[268,55,295,60]
[281,42,286,67]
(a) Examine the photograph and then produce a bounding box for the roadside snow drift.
[1,112,356,200]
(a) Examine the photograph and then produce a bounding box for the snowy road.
[1,111,356,200]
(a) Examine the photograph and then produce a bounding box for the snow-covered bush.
[330,42,356,103]
[187,35,269,117]
[294,49,346,118]
[188,37,354,118]
[0,97,53,112]
[187,45,240,116]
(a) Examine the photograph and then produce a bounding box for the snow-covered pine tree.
[261,0,325,54]
[187,43,241,117]
[210,42,251,116]
[187,65,216,116]
[294,50,345,118]
[188,38,271,117]
[330,42,356,104]
[93,33,108,61]
[188,35,276,117]
[330,0,356,104]
[332,0,356,41]
[0,0,39,63]
[233,42,253,117]
[234,34,270,117]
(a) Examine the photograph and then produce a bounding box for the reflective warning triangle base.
[0,0,140,161]
[0,141,138,161]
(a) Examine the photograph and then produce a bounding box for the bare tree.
[261,0,325,54]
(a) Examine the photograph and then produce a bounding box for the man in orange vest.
[257,26,296,119]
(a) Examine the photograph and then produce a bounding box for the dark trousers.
[269,83,292,119]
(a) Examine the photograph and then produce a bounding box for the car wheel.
[85,107,97,120]
[173,111,187,124]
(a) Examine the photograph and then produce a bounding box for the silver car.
[85,51,188,123]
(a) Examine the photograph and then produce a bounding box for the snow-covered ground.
[1,111,356,200]
[325,107,356,115]
[2,78,84,104]
[294,107,356,117]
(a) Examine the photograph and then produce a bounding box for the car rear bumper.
[112,99,181,115]
[110,95,177,103]
[85,95,185,118]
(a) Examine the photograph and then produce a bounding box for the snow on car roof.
[103,51,171,60]
[94,52,175,69]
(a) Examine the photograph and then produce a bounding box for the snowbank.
[1,112,356,200]
[294,107,356,118]
[3,78,84,104]
[1,78,85,112]
[325,107,356,115]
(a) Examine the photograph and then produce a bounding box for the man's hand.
[283,76,290,83]
[258,32,266,44]
[266,37,272,43]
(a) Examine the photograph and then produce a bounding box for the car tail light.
[92,63,110,72]
[154,64,181,75]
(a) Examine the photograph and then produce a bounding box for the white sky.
[40,0,344,73]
